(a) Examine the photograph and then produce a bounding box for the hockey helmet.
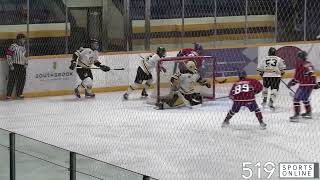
[297,50,307,60]
[16,33,26,45]
[156,46,166,58]
[186,60,197,73]
[194,43,203,54]
[90,38,99,50]
[268,47,276,56]
[237,70,247,80]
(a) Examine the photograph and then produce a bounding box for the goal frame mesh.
[156,56,216,104]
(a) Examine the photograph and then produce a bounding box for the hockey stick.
[76,67,125,70]
[215,78,227,84]
[280,79,295,97]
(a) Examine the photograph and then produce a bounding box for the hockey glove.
[259,71,264,77]
[69,61,76,70]
[288,79,297,87]
[100,65,110,72]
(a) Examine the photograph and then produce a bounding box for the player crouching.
[222,70,267,130]
[288,51,319,121]
[156,61,211,109]
[69,39,110,98]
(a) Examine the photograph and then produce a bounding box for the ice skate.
[74,88,81,98]
[141,88,148,98]
[85,90,95,98]
[289,114,300,122]
[123,93,129,100]
[259,122,267,130]
[301,112,312,119]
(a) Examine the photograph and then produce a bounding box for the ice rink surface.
[0,81,319,180]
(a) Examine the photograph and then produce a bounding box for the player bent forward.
[69,39,110,98]
[222,70,267,130]
[257,47,286,110]
[288,51,320,121]
[157,61,211,109]
[123,47,166,100]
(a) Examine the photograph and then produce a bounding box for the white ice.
[0,81,319,180]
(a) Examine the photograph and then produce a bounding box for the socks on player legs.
[270,89,277,103]
[255,109,263,123]
[303,101,311,114]
[224,111,235,122]
[293,101,300,115]
[126,83,139,95]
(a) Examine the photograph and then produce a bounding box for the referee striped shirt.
[6,43,28,66]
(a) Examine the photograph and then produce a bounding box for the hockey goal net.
[155,56,230,104]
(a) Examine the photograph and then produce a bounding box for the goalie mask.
[186,61,197,73]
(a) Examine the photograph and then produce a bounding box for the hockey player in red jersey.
[177,43,204,72]
[288,51,318,121]
[222,70,267,129]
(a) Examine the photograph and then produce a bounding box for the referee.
[5,33,28,100]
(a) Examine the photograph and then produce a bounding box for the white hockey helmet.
[186,61,197,73]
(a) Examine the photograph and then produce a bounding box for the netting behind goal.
[155,56,231,104]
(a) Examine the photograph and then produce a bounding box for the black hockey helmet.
[297,50,307,60]
[90,38,99,50]
[16,33,26,40]
[237,70,247,80]
[268,47,276,56]
[194,42,203,54]
[156,46,166,58]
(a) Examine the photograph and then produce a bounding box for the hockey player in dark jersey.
[222,70,267,129]
[288,51,318,121]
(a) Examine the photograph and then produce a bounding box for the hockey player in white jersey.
[257,47,286,109]
[123,47,166,100]
[157,61,211,109]
[69,39,110,98]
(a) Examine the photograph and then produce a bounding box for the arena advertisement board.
[203,47,259,76]
[24,58,77,93]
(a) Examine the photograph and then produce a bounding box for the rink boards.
[0,41,320,99]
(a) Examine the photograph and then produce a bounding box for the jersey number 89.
[234,84,250,95]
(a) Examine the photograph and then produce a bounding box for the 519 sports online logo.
[241,162,319,179]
